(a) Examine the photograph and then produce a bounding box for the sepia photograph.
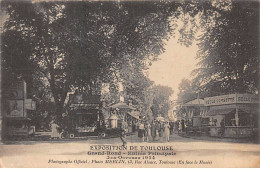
[0,0,259,168]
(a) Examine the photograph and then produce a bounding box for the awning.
[75,109,98,115]
[156,116,165,121]
[127,112,140,120]
[70,103,100,108]
[110,103,135,110]
[207,108,235,116]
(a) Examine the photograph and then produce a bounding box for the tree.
[177,78,197,104]
[150,85,174,118]
[120,63,153,110]
[4,0,255,126]
[1,1,182,123]
[192,1,259,96]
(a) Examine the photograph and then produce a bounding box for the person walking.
[121,120,128,138]
[139,121,145,142]
[151,120,157,141]
[155,120,160,141]
[181,119,185,132]
[50,120,60,139]
[144,121,150,142]
[159,121,164,141]
[128,121,132,133]
[148,121,152,141]
[169,122,173,135]
[133,120,136,132]
[119,120,128,146]
[178,120,182,133]
[219,119,225,138]
[137,120,141,136]
[164,121,170,142]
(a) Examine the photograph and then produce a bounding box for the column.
[235,104,239,126]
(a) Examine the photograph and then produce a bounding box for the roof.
[183,99,205,106]
[110,103,135,110]
[127,111,140,120]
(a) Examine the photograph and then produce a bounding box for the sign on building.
[25,99,36,110]
[8,81,27,100]
[4,80,30,118]
[6,100,24,117]
[205,94,259,106]
[236,94,259,104]
[69,94,101,110]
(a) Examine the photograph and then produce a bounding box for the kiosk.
[205,94,259,138]
[69,94,103,137]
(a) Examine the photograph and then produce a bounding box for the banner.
[6,100,24,117]
[205,94,259,106]
[25,99,36,110]
[8,80,26,100]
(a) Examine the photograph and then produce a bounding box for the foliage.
[177,78,197,104]
[1,1,182,124]
[193,1,259,95]
[2,0,258,127]
[120,65,153,112]
[150,85,174,118]
[176,1,259,122]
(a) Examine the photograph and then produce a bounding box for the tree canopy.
[2,0,259,125]
[1,1,181,122]
[150,85,173,118]
[177,1,259,109]
[193,1,259,96]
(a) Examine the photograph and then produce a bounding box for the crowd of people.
[136,120,173,142]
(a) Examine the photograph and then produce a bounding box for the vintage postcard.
[0,0,259,168]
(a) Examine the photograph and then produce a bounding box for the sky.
[148,36,199,101]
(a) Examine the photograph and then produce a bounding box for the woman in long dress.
[155,121,161,141]
[137,121,141,137]
[139,121,145,142]
[151,120,157,141]
[144,121,151,142]
[51,121,60,139]
[159,121,164,141]
[164,121,170,142]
